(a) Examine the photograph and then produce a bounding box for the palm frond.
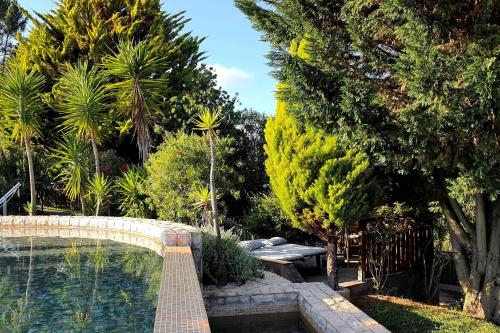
[0,63,45,143]
[50,134,91,201]
[103,40,168,162]
[55,60,110,143]
[193,107,223,138]
[116,166,149,218]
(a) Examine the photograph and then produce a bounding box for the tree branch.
[440,198,472,252]
[449,197,475,236]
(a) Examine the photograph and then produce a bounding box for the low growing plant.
[201,226,263,286]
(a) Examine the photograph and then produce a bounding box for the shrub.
[115,166,151,218]
[244,193,316,243]
[201,226,263,286]
[145,132,240,224]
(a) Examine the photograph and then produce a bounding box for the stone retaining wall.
[0,215,202,277]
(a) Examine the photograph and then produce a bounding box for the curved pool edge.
[0,215,211,333]
[0,215,202,278]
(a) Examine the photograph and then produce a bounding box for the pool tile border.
[204,280,390,333]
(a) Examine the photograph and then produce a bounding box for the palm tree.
[0,63,45,216]
[103,40,167,163]
[86,173,113,216]
[51,135,90,214]
[55,61,110,174]
[194,107,223,239]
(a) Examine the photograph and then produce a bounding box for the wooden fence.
[439,251,460,285]
[359,227,433,278]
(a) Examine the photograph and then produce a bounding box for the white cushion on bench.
[251,243,326,261]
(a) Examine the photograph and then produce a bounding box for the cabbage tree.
[0,63,45,215]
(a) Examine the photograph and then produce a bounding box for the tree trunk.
[25,236,34,316]
[91,137,100,175]
[326,234,339,290]
[25,139,36,216]
[209,137,220,239]
[80,195,86,216]
[95,200,100,217]
[440,192,500,323]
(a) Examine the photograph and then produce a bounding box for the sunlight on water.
[0,237,163,333]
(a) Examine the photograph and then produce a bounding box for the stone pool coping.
[204,272,390,333]
[0,215,210,333]
[0,215,202,276]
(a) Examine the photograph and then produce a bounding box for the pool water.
[209,312,316,333]
[0,237,163,332]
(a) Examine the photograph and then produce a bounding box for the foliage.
[213,108,269,217]
[97,149,128,177]
[190,186,215,225]
[194,106,223,237]
[0,62,45,144]
[244,192,312,242]
[50,135,90,202]
[238,0,500,320]
[15,0,203,79]
[201,226,263,286]
[115,166,150,218]
[14,0,206,161]
[103,40,167,162]
[365,203,415,293]
[86,173,113,216]
[0,0,26,61]
[265,99,372,236]
[193,107,223,139]
[0,143,23,193]
[55,61,109,142]
[145,132,240,224]
[0,61,45,215]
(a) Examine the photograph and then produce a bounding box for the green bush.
[202,227,263,286]
[145,132,240,224]
[244,193,315,243]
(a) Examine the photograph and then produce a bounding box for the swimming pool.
[0,236,163,332]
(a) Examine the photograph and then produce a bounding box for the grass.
[351,295,500,333]
[41,206,83,216]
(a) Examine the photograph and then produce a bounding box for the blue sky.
[18,0,276,115]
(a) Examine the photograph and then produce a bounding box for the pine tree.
[0,0,26,61]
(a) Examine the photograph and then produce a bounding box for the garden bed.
[351,295,499,333]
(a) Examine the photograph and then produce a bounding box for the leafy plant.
[145,132,238,224]
[103,40,167,162]
[0,62,45,215]
[50,135,91,214]
[116,166,150,218]
[201,226,263,286]
[194,107,224,238]
[54,61,110,174]
[86,173,113,216]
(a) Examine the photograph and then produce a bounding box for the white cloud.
[209,64,253,89]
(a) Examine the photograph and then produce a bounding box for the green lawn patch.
[351,295,499,333]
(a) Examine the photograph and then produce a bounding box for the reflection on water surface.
[0,237,163,332]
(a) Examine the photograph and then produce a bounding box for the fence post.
[358,230,366,281]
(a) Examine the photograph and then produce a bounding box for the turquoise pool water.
[0,236,163,332]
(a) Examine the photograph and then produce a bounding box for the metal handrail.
[0,182,21,216]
